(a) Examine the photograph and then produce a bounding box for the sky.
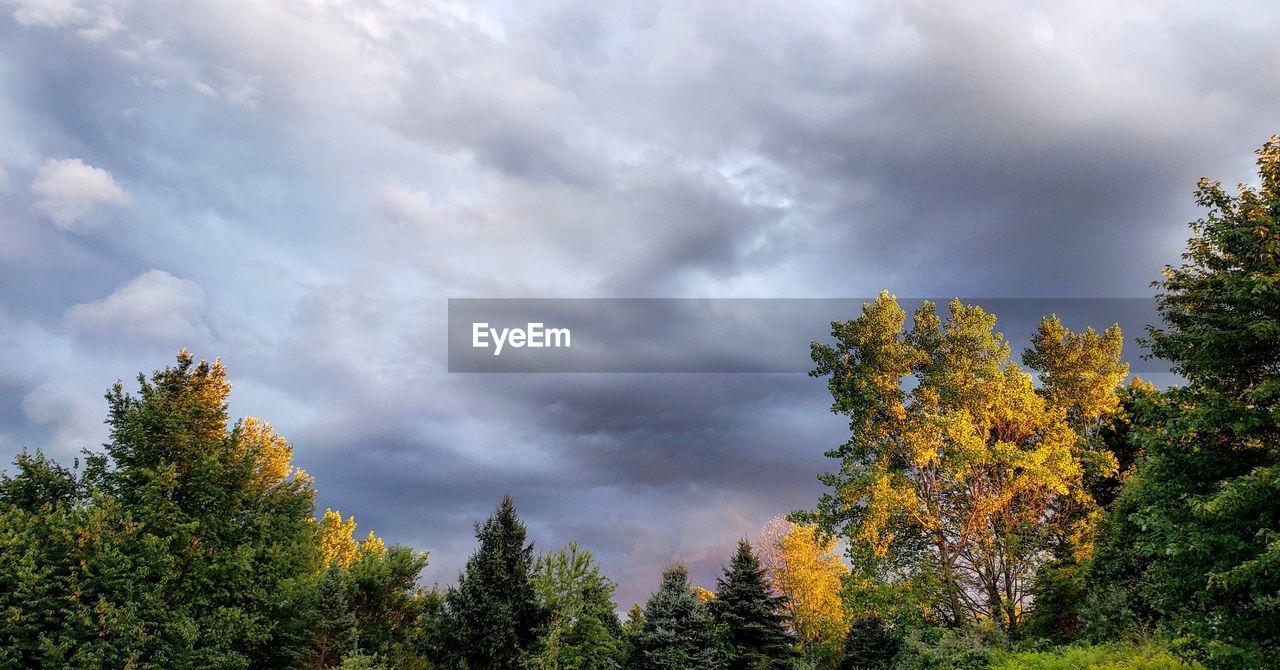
[1,0,1278,608]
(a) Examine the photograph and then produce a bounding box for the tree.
[529,541,624,669]
[319,508,362,569]
[634,564,721,670]
[1090,136,1280,668]
[807,295,1113,631]
[299,566,359,669]
[346,544,430,665]
[1018,320,1132,643]
[445,494,546,669]
[759,517,849,651]
[711,540,795,669]
[621,604,645,668]
[0,351,322,669]
[839,617,900,670]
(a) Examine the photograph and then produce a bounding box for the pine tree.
[634,564,720,670]
[711,540,795,669]
[445,494,546,669]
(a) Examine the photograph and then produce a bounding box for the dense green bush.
[990,642,1201,670]
[893,625,1004,670]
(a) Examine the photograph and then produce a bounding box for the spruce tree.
[635,564,720,670]
[445,494,546,669]
[711,540,795,669]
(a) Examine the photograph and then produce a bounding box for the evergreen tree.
[0,352,321,669]
[300,566,358,669]
[1090,136,1280,668]
[445,494,546,669]
[621,603,646,669]
[634,564,720,670]
[839,617,900,670]
[711,540,795,669]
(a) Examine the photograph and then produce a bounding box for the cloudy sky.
[1,0,1277,607]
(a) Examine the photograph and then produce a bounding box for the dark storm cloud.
[295,373,840,606]
[1,0,1278,605]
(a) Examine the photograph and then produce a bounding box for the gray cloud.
[1,0,1278,606]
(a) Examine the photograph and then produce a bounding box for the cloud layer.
[1,0,1277,607]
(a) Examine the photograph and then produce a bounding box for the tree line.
[1,136,1278,669]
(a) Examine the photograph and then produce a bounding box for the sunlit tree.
[808,296,1112,631]
[759,517,849,648]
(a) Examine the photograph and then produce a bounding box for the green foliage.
[1020,560,1084,643]
[347,545,431,663]
[634,564,721,670]
[300,566,359,669]
[711,540,795,670]
[0,449,80,510]
[0,351,321,669]
[445,494,547,669]
[529,541,625,669]
[894,624,1004,670]
[990,642,1201,670]
[337,652,392,669]
[1089,137,1280,668]
[838,616,900,670]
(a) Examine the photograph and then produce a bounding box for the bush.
[990,642,1201,670]
[894,624,1005,670]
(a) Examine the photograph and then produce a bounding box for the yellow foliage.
[359,530,386,558]
[810,294,1127,631]
[236,417,295,490]
[316,510,385,569]
[693,586,716,603]
[318,508,359,569]
[759,517,849,645]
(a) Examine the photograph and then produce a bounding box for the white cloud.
[21,382,105,456]
[376,181,433,226]
[0,166,9,193]
[77,13,125,42]
[190,69,263,108]
[8,0,88,27]
[31,157,129,231]
[65,270,207,341]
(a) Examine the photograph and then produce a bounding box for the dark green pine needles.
[444,494,548,669]
[711,540,796,670]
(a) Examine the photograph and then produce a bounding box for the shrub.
[990,641,1201,670]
